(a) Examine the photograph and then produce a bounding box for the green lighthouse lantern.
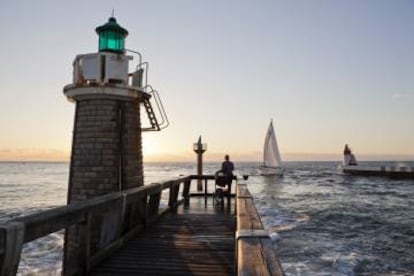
[96,17,128,53]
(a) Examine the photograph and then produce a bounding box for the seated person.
[215,154,234,201]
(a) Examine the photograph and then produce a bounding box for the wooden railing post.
[121,186,147,233]
[146,183,162,226]
[0,222,25,276]
[183,177,191,206]
[77,213,91,275]
[98,196,125,251]
[135,196,148,229]
[168,181,180,208]
[204,178,208,206]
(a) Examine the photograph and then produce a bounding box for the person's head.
[225,154,230,161]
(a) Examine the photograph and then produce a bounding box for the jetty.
[342,144,414,179]
[1,17,284,275]
[0,175,284,275]
[342,165,414,179]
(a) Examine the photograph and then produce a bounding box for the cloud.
[392,93,413,99]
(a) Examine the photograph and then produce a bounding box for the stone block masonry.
[64,97,144,274]
[68,99,143,203]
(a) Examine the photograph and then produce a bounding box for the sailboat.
[260,120,284,176]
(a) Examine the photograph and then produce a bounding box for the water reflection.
[262,174,284,186]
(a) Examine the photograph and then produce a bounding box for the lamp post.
[193,136,207,191]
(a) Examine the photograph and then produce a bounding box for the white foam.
[17,232,63,275]
[269,231,281,243]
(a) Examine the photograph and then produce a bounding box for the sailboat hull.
[260,166,284,176]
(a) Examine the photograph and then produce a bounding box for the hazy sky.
[1,1,413,162]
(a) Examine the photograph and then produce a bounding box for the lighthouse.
[63,17,167,274]
[193,136,207,191]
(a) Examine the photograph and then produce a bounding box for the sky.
[0,0,413,162]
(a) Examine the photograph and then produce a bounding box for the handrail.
[142,84,169,130]
[151,90,169,129]
[0,176,191,276]
[124,50,169,132]
[235,184,285,275]
[137,61,149,89]
[125,49,142,70]
[125,49,149,89]
[1,175,278,276]
[189,175,237,180]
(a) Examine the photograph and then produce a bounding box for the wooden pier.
[0,175,284,276]
[91,199,235,275]
[343,165,414,179]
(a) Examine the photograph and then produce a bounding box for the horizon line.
[1,150,413,162]
[1,158,414,163]
[1,160,413,164]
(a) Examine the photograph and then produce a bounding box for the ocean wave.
[18,232,63,276]
[2,161,414,275]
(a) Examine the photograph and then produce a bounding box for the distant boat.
[341,144,414,179]
[343,144,358,166]
[260,120,284,176]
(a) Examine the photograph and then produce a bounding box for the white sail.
[261,120,284,175]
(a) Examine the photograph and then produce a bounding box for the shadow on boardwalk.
[91,198,235,275]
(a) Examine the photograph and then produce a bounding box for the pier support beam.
[0,222,24,276]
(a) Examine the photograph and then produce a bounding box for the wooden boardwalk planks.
[91,199,235,275]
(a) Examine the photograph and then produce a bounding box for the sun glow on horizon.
[0,148,70,162]
[0,147,412,163]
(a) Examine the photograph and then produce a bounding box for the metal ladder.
[126,49,169,132]
[141,87,169,131]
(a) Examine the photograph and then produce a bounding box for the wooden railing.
[0,176,192,276]
[1,175,284,276]
[236,184,285,276]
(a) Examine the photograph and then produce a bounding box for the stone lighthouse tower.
[62,17,166,274]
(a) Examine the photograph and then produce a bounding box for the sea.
[1,161,414,276]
